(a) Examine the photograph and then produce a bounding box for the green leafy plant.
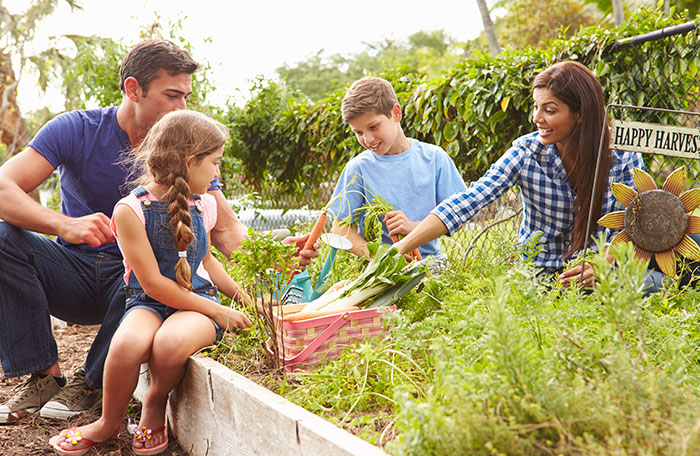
[222,228,298,368]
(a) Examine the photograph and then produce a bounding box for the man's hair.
[119,39,199,94]
[341,77,398,123]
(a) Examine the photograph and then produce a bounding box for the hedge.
[220,7,699,204]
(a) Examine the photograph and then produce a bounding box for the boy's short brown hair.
[341,77,398,123]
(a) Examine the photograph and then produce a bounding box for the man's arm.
[208,189,248,258]
[0,147,113,246]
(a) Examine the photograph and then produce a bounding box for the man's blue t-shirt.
[327,138,467,257]
[29,107,131,256]
[29,107,222,257]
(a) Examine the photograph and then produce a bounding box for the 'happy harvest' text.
[611,120,700,159]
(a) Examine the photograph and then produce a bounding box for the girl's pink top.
[110,192,218,285]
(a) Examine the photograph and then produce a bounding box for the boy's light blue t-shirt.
[328,138,467,257]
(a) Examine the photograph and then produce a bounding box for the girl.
[394,61,644,288]
[49,110,252,455]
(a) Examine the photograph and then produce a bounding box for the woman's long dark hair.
[533,61,611,258]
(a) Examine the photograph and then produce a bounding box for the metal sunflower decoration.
[597,166,700,277]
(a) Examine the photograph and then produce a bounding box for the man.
[0,39,315,424]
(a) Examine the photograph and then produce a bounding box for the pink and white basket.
[267,306,396,372]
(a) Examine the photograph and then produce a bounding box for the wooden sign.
[610,120,700,158]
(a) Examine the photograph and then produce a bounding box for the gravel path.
[0,324,190,455]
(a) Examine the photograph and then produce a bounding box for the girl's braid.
[163,166,195,290]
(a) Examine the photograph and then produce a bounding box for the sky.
[7,0,487,112]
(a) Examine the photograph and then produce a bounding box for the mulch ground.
[0,324,190,456]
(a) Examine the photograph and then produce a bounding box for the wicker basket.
[267,306,396,372]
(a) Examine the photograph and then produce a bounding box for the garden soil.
[0,324,189,456]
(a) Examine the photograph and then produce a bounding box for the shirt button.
[565,241,571,246]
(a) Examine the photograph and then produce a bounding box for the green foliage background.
[220,7,699,202]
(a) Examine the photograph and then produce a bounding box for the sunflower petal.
[676,235,700,261]
[598,211,626,229]
[655,250,677,278]
[688,215,700,234]
[679,188,700,213]
[661,166,686,196]
[611,183,637,207]
[609,230,631,254]
[633,168,658,193]
[633,245,652,262]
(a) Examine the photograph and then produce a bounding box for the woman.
[395,61,644,288]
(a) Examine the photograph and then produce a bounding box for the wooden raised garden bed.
[135,356,388,456]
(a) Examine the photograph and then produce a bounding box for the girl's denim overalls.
[123,186,222,341]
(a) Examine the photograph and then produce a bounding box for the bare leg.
[133,311,216,451]
[53,310,160,452]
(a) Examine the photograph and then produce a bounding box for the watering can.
[281,233,352,305]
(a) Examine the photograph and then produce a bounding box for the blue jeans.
[0,222,125,389]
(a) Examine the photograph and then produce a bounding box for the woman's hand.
[559,262,595,288]
[213,306,252,331]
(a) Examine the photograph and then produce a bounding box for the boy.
[328,76,467,258]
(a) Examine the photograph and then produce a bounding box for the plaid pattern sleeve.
[433,140,525,235]
[431,132,645,269]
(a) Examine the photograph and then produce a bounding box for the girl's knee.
[151,331,192,361]
[108,328,154,364]
[152,325,214,362]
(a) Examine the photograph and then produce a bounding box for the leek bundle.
[290,243,427,319]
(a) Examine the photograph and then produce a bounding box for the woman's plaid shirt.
[432,132,644,269]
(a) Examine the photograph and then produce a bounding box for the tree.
[612,0,625,24]
[0,0,82,157]
[276,30,465,101]
[476,0,501,55]
[496,0,604,49]
[275,51,361,101]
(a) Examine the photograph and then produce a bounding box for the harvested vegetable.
[357,195,394,243]
[288,209,328,282]
[283,306,360,322]
[359,195,422,260]
[289,243,427,320]
[303,209,327,251]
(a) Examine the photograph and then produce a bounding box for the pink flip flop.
[48,426,117,456]
[132,423,169,455]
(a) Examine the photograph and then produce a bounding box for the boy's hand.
[384,210,418,237]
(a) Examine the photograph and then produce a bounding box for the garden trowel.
[281,233,352,305]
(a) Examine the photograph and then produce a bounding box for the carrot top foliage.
[209,228,700,455]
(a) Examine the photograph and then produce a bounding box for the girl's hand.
[214,306,252,331]
[384,210,418,237]
[560,262,595,288]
